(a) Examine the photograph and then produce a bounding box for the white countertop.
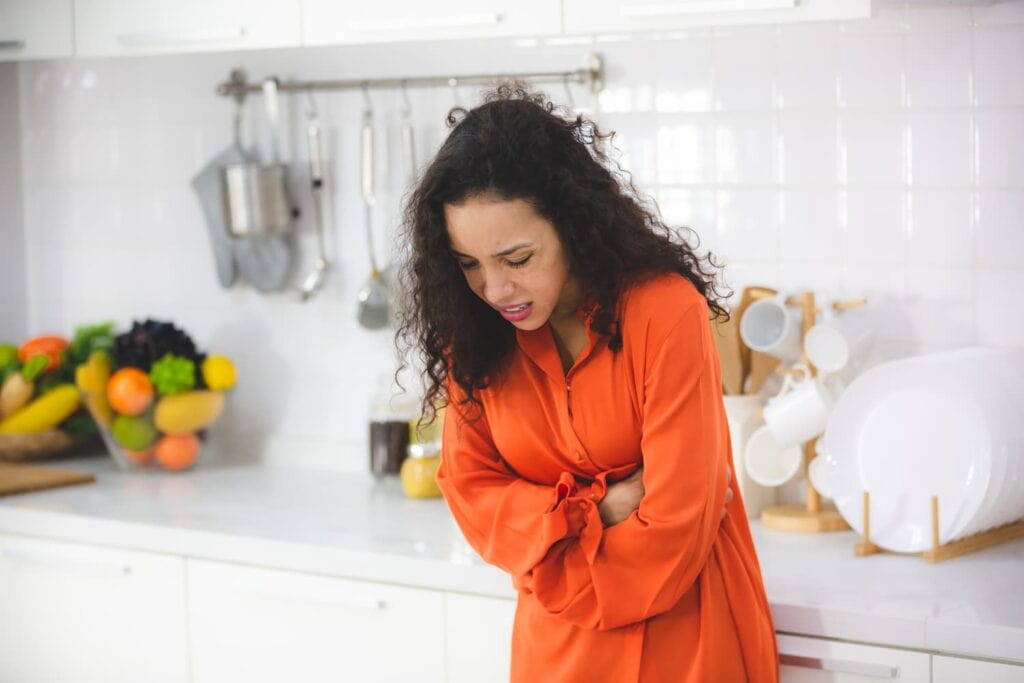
[1,457,1022,663]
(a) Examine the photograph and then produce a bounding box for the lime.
[111,414,158,451]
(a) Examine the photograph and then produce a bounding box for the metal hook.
[361,81,373,115]
[400,79,412,117]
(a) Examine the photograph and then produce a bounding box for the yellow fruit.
[75,352,113,428]
[153,390,225,434]
[201,356,236,391]
[0,373,34,419]
[0,384,80,433]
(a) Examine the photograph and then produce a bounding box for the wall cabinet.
[563,0,870,35]
[301,0,561,46]
[186,558,447,683]
[74,0,301,58]
[0,0,73,62]
[0,533,190,683]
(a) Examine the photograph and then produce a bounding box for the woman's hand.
[596,466,734,527]
[597,467,645,527]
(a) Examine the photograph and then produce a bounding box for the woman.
[398,84,778,682]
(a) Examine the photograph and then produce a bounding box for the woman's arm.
[517,298,731,631]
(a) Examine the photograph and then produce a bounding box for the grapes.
[112,320,207,388]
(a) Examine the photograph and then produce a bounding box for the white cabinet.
[301,0,560,46]
[778,634,930,682]
[932,655,1024,682]
[74,0,301,58]
[0,0,73,61]
[563,0,870,35]
[186,558,446,683]
[444,593,516,683]
[0,533,189,683]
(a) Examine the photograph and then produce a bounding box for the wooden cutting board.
[0,462,95,497]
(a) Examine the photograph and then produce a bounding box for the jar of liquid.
[401,442,442,499]
[368,376,418,478]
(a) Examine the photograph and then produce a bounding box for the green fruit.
[111,414,158,451]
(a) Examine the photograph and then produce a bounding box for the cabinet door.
[778,634,930,682]
[563,0,870,35]
[187,558,446,683]
[933,655,1024,683]
[0,533,189,683]
[444,593,516,683]
[74,0,301,58]
[0,0,73,61]
[301,0,560,46]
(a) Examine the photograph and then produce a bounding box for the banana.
[0,384,81,433]
[153,390,225,434]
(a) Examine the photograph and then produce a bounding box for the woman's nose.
[483,272,514,304]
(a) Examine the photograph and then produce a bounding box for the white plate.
[820,357,992,553]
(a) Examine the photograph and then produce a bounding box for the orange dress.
[438,273,779,682]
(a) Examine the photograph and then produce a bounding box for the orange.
[122,448,153,465]
[154,433,200,471]
[107,368,154,416]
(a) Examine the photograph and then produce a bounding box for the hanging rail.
[215,52,604,104]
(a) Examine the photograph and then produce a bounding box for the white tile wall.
[4,4,1023,471]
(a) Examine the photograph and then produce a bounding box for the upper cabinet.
[563,0,871,34]
[0,0,73,62]
[74,0,301,58]
[301,0,561,46]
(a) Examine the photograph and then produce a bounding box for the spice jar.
[401,442,442,499]
[368,375,418,478]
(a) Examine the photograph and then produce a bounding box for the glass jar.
[401,442,442,499]
[368,375,418,478]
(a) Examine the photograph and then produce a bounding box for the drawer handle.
[350,13,503,33]
[116,27,248,47]
[239,580,389,611]
[621,0,795,18]
[780,653,900,679]
[0,39,26,50]
[1,545,133,576]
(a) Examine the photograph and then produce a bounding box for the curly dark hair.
[396,82,728,422]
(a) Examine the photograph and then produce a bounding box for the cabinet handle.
[350,13,503,33]
[780,653,900,679]
[239,579,389,611]
[116,27,248,47]
[621,0,795,18]
[0,39,26,50]
[1,545,133,576]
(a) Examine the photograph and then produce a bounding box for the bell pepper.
[18,335,70,373]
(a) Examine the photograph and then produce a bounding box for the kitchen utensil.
[762,364,835,448]
[713,314,744,395]
[803,302,874,374]
[400,81,418,187]
[219,78,293,239]
[735,286,777,387]
[299,98,330,302]
[740,294,803,364]
[0,462,94,497]
[744,424,802,488]
[818,347,1024,553]
[356,92,390,330]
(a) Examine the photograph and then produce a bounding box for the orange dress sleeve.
[438,380,598,578]
[439,297,731,632]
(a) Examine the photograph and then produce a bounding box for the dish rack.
[760,290,858,533]
[855,491,1024,563]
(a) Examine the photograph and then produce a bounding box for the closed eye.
[507,255,532,268]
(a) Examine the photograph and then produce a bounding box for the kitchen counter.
[1,457,1022,664]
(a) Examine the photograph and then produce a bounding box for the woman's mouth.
[498,303,533,322]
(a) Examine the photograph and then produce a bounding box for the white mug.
[744,424,803,488]
[762,364,835,448]
[739,295,803,364]
[803,304,875,374]
[722,395,776,517]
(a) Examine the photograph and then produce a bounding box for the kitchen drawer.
[563,0,870,35]
[74,0,301,58]
[187,558,446,683]
[0,533,189,683]
[778,633,930,682]
[932,654,1024,682]
[301,0,560,46]
[0,0,73,61]
[444,592,516,683]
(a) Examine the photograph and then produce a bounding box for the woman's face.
[444,195,582,331]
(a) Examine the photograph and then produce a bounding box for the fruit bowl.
[75,319,237,472]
